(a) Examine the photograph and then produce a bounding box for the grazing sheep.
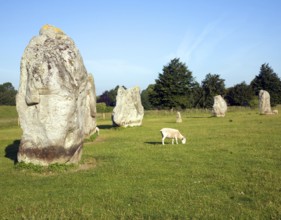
[160,128,186,145]
[273,109,278,114]
[94,126,100,135]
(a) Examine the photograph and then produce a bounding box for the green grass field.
[0,106,281,219]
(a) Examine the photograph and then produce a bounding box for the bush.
[249,96,259,108]
[96,102,114,113]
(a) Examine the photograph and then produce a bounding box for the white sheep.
[94,126,100,135]
[160,128,186,145]
[273,109,278,115]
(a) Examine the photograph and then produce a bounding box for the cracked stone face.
[16,24,96,166]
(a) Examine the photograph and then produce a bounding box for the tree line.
[0,82,17,105]
[1,58,281,109]
[98,58,281,110]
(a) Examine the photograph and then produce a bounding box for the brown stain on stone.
[18,141,83,164]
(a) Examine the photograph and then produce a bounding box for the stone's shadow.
[5,140,20,164]
[163,116,212,123]
[185,116,213,119]
[145,141,162,145]
[98,124,113,130]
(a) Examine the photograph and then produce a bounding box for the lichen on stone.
[40,24,65,36]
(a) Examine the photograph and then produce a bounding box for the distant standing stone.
[176,111,182,123]
[112,86,144,127]
[212,95,227,117]
[16,24,97,166]
[259,90,272,115]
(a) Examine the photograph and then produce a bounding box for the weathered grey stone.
[112,86,144,127]
[16,24,96,166]
[83,74,97,137]
[176,111,182,123]
[212,95,227,117]
[259,90,272,115]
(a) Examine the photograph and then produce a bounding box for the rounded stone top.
[39,24,65,37]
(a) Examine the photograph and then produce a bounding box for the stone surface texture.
[16,24,96,166]
[259,90,272,115]
[212,95,227,117]
[112,86,144,127]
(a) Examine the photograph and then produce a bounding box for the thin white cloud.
[177,21,220,63]
[166,17,240,84]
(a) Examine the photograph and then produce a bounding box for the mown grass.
[0,105,18,129]
[0,106,281,219]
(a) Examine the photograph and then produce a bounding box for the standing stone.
[176,111,182,123]
[83,74,97,137]
[112,86,144,127]
[16,24,96,166]
[259,90,272,115]
[212,95,227,117]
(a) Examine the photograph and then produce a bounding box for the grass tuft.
[14,162,77,174]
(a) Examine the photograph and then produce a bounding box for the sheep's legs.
[162,137,165,145]
[162,136,179,145]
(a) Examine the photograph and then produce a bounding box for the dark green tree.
[200,73,226,108]
[0,82,17,105]
[141,84,154,110]
[225,81,254,106]
[97,85,126,106]
[250,63,281,106]
[150,58,197,109]
[189,81,203,108]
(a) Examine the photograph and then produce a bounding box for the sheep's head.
[182,137,186,144]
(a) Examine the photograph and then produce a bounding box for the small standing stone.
[212,95,227,117]
[259,90,272,115]
[176,111,182,123]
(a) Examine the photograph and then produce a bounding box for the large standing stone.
[112,86,144,127]
[16,24,96,166]
[259,90,272,115]
[212,95,227,117]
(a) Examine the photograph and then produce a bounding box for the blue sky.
[0,0,281,95]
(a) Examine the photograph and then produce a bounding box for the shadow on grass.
[145,141,162,145]
[185,116,213,119]
[163,116,212,123]
[98,124,113,130]
[5,139,20,164]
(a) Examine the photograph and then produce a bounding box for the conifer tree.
[150,58,197,109]
[251,63,281,106]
